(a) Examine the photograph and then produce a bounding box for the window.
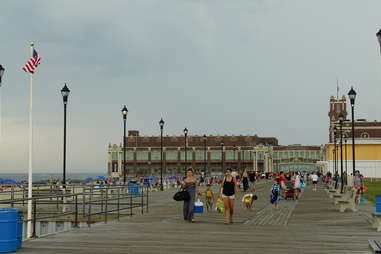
[137,151,149,161]
[195,151,206,160]
[151,151,161,161]
[210,151,221,160]
[112,152,118,161]
[166,151,178,161]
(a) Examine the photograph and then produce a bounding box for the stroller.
[285,187,295,200]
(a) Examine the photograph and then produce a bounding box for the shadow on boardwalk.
[19,182,379,254]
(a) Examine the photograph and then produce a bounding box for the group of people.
[181,168,258,224]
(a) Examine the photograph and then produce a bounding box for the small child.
[242,193,258,211]
[216,197,224,213]
[270,180,281,209]
[204,184,214,212]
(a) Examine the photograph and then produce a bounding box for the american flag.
[23,49,41,74]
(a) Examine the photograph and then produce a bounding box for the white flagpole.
[27,41,34,238]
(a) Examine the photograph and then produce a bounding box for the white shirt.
[311,174,318,181]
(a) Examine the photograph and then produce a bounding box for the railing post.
[101,188,104,213]
[117,188,120,221]
[32,199,37,238]
[104,186,108,224]
[22,187,25,206]
[11,185,14,208]
[141,184,144,215]
[130,191,132,216]
[87,186,93,227]
[74,195,79,228]
[146,185,149,213]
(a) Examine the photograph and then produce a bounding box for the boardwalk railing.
[0,184,149,238]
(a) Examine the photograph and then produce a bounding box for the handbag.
[173,190,190,201]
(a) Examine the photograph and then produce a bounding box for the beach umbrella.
[96,176,106,180]
[0,178,18,185]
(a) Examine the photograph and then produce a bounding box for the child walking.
[204,184,214,212]
[270,180,281,209]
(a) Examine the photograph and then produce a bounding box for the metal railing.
[0,184,149,238]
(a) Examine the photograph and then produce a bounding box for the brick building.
[107,131,322,177]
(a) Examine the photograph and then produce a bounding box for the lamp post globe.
[377,29,381,52]
[0,65,5,85]
[348,87,357,106]
[121,105,128,184]
[61,84,70,104]
[159,118,164,191]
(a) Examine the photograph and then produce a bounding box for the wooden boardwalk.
[18,182,380,254]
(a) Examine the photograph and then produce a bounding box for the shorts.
[206,199,213,207]
[221,194,235,199]
[249,181,256,187]
[312,181,317,185]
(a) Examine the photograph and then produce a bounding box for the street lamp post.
[348,87,357,177]
[183,128,188,172]
[0,65,5,140]
[203,135,207,175]
[159,118,164,191]
[233,145,236,169]
[344,136,348,178]
[121,106,128,184]
[220,141,224,173]
[333,126,338,189]
[339,113,344,193]
[61,84,70,191]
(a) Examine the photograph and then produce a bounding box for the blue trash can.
[376,196,381,213]
[128,183,139,195]
[0,208,18,253]
[16,211,23,249]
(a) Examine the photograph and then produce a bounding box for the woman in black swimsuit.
[221,169,239,224]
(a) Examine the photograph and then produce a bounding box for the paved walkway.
[19,182,380,254]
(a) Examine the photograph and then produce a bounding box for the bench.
[372,213,381,232]
[337,189,357,212]
[369,240,381,253]
[333,186,351,205]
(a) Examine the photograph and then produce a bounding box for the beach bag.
[173,190,190,201]
[194,199,204,213]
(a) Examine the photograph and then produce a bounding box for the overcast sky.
[0,0,380,173]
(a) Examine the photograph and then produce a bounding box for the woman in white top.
[311,173,319,191]
[294,172,301,199]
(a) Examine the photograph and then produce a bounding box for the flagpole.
[27,41,34,238]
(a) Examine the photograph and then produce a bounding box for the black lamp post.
[220,141,224,172]
[338,113,344,193]
[233,145,236,169]
[183,128,188,172]
[61,84,70,190]
[348,87,357,177]
[203,135,207,175]
[333,126,338,189]
[159,118,164,191]
[344,135,348,178]
[121,105,128,184]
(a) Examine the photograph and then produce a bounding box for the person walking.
[248,170,256,191]
[181,168,199,222]
[294,172,301,199]
[270,180,281,209]
[221,169,239,224]
[242,169,249,192]
[311,172,318,191]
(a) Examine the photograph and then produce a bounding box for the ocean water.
[0,172,106,182]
